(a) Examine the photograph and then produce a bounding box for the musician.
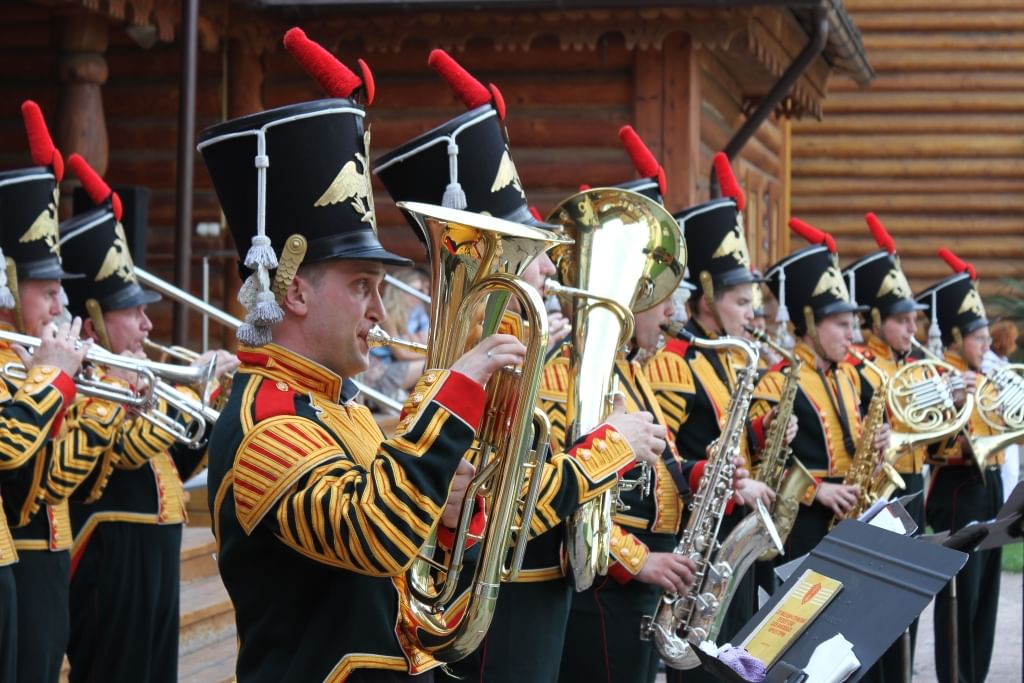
[644,155,788,681]
[0,102,103,683]
[751,218,890,562]
[377,53,667,683]
[200,31,529,682]
[916,249,1002,683]
[55,153,233,683]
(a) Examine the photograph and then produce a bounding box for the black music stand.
[698,521,966,683]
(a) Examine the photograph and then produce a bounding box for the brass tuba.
[544,187,686,591]
[393,201,569,661]
[744,325,815,560]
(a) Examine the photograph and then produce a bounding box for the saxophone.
[831,349,904,527]
[744,326,815,561]
[641,325,782,670]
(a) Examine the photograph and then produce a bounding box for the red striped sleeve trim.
[434,371,485,428]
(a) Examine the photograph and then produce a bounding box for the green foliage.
[1002,541,1023,573]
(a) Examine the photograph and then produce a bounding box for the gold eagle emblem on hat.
[314,130,376,232]
[812,265,852,302]
[876,266,913,300]
[490,147,525,199]
[958,288,985,317]
[19,187,60,255]
[711,217,752,268]
[95,223,137,284]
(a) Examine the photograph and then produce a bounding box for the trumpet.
[143,338,234,411]
[0,329,216,448]
[133,266,407,414]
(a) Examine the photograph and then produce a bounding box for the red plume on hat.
[938,247,977,281]
[713,152,744,211]
[68,153,123,222]
[427,49,506,120]
[21,100,63,182]
[789,217,837,254]
[283,28,375,105]
[865,212,896,255]
[618,125,667,199]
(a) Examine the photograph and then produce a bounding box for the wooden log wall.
[790,0,1024,302]
[0,3,232,348]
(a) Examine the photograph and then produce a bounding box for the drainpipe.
[710,1,828,195]
[173,0,199,345]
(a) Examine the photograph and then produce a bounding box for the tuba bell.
[393,201,569,662]
[544,187,686,591]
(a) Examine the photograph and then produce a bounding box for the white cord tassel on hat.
[774,267,795,350]
[442,140,467,210]
[927,289,944,357]
[0,249,15,309]
[237,141,284,346]
[848,269,863,343]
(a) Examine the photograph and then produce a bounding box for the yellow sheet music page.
[739,569,843,668]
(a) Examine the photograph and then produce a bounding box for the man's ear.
[280,274,311,318]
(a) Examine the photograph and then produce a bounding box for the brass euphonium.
[641,325,782,669]
[392,201,569,662]
[744,325,815,560]
[544,187,686,591]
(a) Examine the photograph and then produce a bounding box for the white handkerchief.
[803,633,860,683]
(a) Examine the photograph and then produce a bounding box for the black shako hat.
[842,212,926,323]
[375,49,558,233]
[0,102,79,288]
[198,28,409,346]
[915,248,988,348]
[674,153,760,296]
[765,217,865,335]
[60,154,161,320]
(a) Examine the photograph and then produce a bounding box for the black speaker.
[72,184,150,269]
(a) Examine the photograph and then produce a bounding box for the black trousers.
[67,522,182,683]
[348,670,435,683]
[0,565,16,683]
[12,549,70,683]
[927,466,1003,683]
[446,578,573,683]
[559,575,662,683]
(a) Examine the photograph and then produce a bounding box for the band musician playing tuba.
[202,31,527,682]
[376,53,666,683]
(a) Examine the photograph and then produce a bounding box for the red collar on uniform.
[236,343,344,403]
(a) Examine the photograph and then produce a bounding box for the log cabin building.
[0,0,875,348]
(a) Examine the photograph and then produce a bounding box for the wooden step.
[179,573,235,656]
[181,526,218,584]
[178,633,237,683]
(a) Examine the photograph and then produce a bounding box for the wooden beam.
[54,12,109,178]
[661,32,699,211]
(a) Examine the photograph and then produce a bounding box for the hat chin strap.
[4,259,23,334]
[271,235,309,304]
[699,270,726,335]
[870,308,883,336]
[85,298,112,351]
[803,305,830,366]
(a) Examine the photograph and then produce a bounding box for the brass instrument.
[142,338,235,411]
[0,329,216,447]
[641,325,782,669]
[545,187,686,591]
[972,363,1024,465]
[393,200,569,661]
[133,266,407,414]
[744,325,815,560]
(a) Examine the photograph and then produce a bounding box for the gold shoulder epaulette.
[539,355,570,402]
[644,349,696,393]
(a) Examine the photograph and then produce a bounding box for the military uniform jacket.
[851,333,929,474]
[0,336,123,556]
[541,352,687,583]
[645,319,767,473]
[0,341,77,564]
[70,383,205,560]
[208,343,491,682]
[751,341,863,479]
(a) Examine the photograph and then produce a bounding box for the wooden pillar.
[780,117,792,261]
[54,13,109,178]
[631,32,700,213]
